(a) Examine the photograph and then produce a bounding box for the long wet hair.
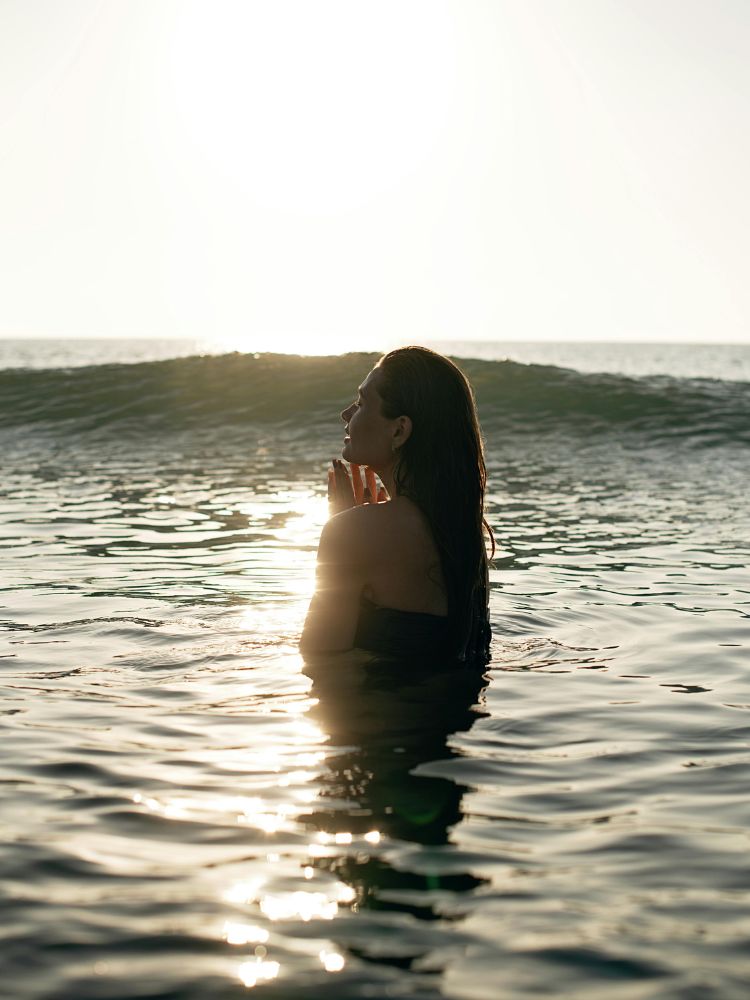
[376,347,494,663]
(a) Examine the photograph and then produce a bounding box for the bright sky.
[1,0,748,350]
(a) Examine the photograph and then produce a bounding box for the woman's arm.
[300,509,369,654]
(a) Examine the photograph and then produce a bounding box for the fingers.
[334,462,353,500]
[328,461,387,512]
[330,459,356,513]
[350,463,365,504]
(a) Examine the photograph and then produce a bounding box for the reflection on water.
[199,650,492,991]
[303,653,489,928]
[0,419,749,998]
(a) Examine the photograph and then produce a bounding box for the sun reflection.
[238,959,280,989]
[276,769,315,787]
[319,950,345,973]
[224,921,270,946]
[199,745,326,776]
[236,489,328,552]
[224,878,265,906]
[224,875,355,922]
[307,828,381,857]
[246,812,282,834]
[233,488,329,631]
[282,493,329,540]
[336,883,356,904]
[132,791,304,836]
[260,890,338,922]
[307,842,331,858]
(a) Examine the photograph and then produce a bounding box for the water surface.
[1,349,749,999]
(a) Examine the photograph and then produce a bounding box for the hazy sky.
[1,0,748,351]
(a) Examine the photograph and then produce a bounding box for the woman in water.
[301,346,493,665]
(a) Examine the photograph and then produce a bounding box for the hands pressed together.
[328,460,389,515]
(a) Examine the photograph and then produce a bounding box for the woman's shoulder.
[322,497,434,561]
[321,499,423,560]
[319,502,388,561]
[329,496,421,532]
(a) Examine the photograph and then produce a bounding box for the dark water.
[1,352,749,999]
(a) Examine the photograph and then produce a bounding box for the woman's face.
[340,368,395,468]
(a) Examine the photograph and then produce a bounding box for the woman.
[300,346,493,665]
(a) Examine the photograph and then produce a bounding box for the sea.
[1,337,748,1000]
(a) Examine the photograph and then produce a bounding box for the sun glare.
[148,0,462,355]
[166,0,457,216]
[203,331,382,357]
[238,958,280,989]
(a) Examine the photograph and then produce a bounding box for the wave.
[0,352,747,444]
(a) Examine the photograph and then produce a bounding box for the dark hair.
[376,346,494,662]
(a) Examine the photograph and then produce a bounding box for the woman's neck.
[372,459,397,499]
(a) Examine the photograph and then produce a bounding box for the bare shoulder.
[318,502,388,561]
[321,498,431,559]
[373,495,435,544]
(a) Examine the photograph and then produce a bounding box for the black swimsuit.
[354,596,451,660]
[354,594,491,667]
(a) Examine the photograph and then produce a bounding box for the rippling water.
[1,347,749,999]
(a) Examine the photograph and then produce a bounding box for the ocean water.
[0,341,748,1000]
[2,337,750,382]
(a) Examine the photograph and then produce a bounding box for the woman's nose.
[341,404,353,423]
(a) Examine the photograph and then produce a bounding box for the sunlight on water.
[224,879,267,907]
[195,743,326,775]
[238,958,281,989]
[237,490,327,539]
[260,891,339,922]
[1,345,749,998]
[320,950,346,972]
[225,878,355,923]
[133,788,330,835]
[223,922,270,946]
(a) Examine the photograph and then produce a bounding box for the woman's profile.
[301,346,493,665]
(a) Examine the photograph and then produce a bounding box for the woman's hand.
[328,461,387,515]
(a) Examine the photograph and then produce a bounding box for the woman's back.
[358,496,447,617]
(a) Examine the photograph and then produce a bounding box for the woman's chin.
[342,440,380,467]
[342,445,368,465]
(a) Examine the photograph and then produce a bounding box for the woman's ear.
[392,415,412,450]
